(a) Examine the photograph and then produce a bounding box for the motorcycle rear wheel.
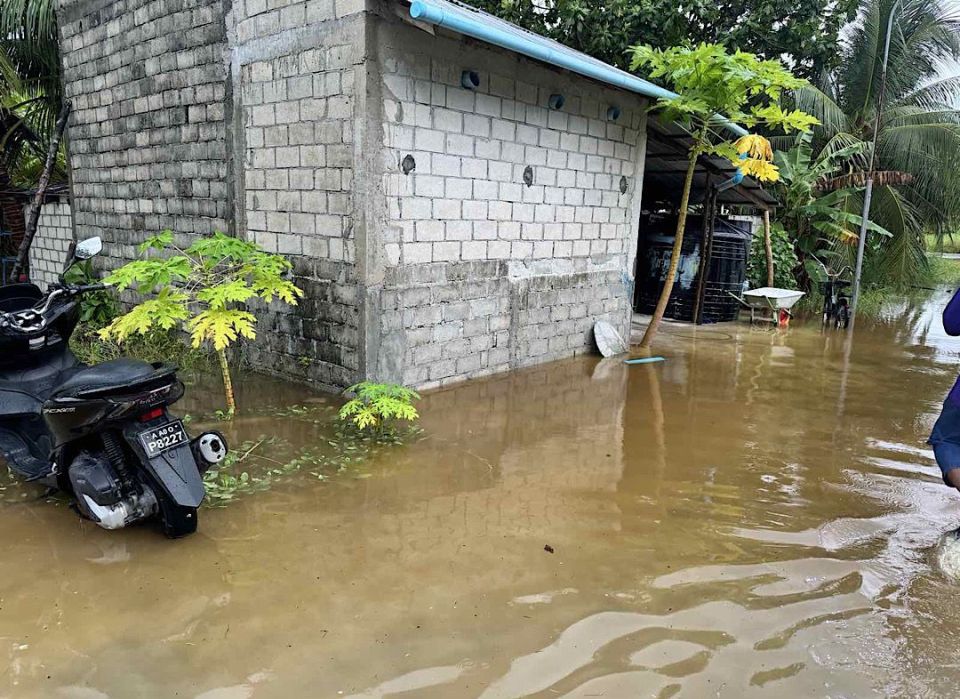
[158,502,198,538]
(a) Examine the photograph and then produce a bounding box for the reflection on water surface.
[2,292,960,697]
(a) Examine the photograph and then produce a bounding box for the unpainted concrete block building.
[56,0,650,389]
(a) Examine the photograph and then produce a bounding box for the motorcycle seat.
[0,350,82,409]
[52,359,173,399]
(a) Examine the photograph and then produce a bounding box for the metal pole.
[851,0,899,317]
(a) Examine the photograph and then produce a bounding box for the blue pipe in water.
[624,356,666,365]
[409,0,748,138]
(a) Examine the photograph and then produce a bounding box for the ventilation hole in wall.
[548,93,565,110]
[401,154,416,175]
[523,166,534,187]
[620,176,628,194]
[607,105,622,121]
[461,70,480,90]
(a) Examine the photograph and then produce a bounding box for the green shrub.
[746,222,800,290]
[63,258,120,328]
[71,325,212,374]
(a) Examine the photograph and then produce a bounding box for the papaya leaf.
[98,291,190,342]
[196,279,256,310]
[189,308,257,351]
[138,230,174,255]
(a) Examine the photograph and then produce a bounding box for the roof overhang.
[644,118,777,210]
[403,0,774,209]
[407,0,748,138]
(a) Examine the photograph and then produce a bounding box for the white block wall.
[372,13,647,388]
[379,40,643,267]
[28,200,73,289]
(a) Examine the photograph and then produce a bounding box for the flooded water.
[4,292,960,697]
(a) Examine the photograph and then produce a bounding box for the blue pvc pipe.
[716,153,748,192]
[409,0,748,137]
[624,356,666,365]
[716,170,745,192]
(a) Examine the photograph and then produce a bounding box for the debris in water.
[544,544,554,554]
[625,356,666,365]
[937,528,960,579]
[593,320,627,357]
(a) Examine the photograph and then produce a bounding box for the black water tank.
[635,215,752,323]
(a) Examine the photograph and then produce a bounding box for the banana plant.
[773,132,893,287]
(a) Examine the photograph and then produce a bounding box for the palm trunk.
[217,348,236,418]
[639,145,700,349]
[12,101,71,281]
[763,209,774,287]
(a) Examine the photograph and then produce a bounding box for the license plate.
[138,421,187,458]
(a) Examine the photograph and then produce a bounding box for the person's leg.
[946,467,960,491]
[929,401,960,492]
[932,438,960,491]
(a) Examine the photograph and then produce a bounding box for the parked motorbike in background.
[0,237,227,537]
[820,265,853,329]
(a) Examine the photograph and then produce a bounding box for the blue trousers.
[929,400,960,485]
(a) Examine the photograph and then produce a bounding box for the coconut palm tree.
[0,0,63,184]
[792,0,960,284]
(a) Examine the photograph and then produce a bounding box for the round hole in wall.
[620,176,628,194]
[461,70,481,90]
[607,105,622,121]
[401,154,416,175]
[548,93,565,110]
[523,165,534,187]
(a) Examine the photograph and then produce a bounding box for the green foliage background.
[473,0,858,79]
[747,223,799,290]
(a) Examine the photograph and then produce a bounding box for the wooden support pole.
[763,209,774,287]
[692,184,717,325]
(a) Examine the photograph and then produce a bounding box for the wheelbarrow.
[727,287,805,327]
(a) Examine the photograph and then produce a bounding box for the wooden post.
[693,185,717,324]
[763,208,774,287]
[12,101,72,281]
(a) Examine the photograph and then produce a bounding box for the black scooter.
[0,237,227,537]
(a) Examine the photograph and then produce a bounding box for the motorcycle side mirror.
[74,237,102,260]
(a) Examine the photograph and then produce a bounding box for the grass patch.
[70,324,213,374]
[925,233,960,255]
[926,255,960,287]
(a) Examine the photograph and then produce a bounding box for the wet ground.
[3,292,960,697]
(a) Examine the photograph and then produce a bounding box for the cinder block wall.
[57,0,231,266]
[56,0,368,391]
[230,0,367,389]
[56,0,647,391]
[371,10,646,388]
[28,200,74,289]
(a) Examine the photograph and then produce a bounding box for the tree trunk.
[12,100,72,281]
[217,348,236,418]
[639,147,700,349]
[763,209,774,287]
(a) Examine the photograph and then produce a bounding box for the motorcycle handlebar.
[72,283,108,294]
[0,283,108,332]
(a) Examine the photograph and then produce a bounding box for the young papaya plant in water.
[98,230,303,417]
[339,382,421,436]
[628,43,818,348]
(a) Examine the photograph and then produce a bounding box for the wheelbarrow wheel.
[836,306,849,329]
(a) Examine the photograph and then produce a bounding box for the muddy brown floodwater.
[4,293,960,698]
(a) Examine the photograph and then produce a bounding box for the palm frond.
[790,84,851,139]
